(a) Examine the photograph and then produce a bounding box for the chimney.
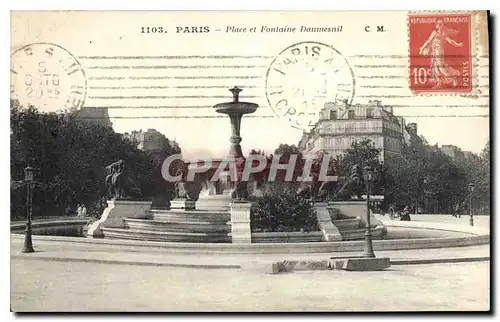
[343,99,349,108]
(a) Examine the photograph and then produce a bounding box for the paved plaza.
[10,214,490,312]
[379,214,490,228]
[11,258,489,312]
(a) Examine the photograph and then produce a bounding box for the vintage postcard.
[10,11,490,312]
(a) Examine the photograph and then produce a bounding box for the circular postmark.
[265,41,355,130]
[10,43,87,113]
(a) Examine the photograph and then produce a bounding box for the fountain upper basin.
[214,102,258,114]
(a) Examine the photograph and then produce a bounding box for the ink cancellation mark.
[265,41,355,130]
[10,43,87,113]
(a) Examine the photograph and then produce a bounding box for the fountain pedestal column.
[217,86,258,160]
[195,87,258,212]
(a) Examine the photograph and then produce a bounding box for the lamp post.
[362,165,375,258]
[22,166,35,253]
[468,183,475,227]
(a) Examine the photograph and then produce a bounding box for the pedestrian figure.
[400,206,411,221]
[452,203,460,218]
[388,206,396,220]
[80,204,87,218]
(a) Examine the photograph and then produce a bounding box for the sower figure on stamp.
[419,19,463,89]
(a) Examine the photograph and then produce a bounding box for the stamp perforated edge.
[406,10,484,98]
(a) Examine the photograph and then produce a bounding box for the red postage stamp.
[408,13,472,93]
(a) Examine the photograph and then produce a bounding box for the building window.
[366,108,374,119]
[345,123,355,133]
[348,110,355,119]
[359,122,367,132]
[329,110,337,120]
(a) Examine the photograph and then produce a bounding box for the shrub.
[251,183,319,233]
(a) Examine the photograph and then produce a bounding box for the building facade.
[298,100,416,162]
[123,129,181,154]
[74,107,113,128]
[440,144,465,159]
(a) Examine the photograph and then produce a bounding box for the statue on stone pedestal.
[105,160,143,200]
[173,168,196,201]
[332,164,365,200]
[231,157,249,201]
[231,180,249,201]
[296,164,338,201]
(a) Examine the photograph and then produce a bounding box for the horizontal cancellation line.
[88,75,489,81]
[77,54,490,60]
[83,85,489,90]
[354,64,488,68]
[87,95,490,100]
[88,76,262,80]
[77,115,488,119]
[87,105,489,109]
[86,65,268,69]
[85,64,488,70]
[359,75,489,79]
[88,95,260,99]
[86,85,260,89]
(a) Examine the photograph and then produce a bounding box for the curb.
[390,256,490,265]
[11,254,241,270]
[10,233,490,254]
[11,253,489,270]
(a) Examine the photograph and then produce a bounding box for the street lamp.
[22,166,35,253]
[362,165,375,258]
[468,183,475,227]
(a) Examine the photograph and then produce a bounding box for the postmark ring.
[10,42,87,114]
[265,41,356,131]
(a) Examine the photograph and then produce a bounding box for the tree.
[10,100,171,220]
[336,139,382,176]
[387,135,469,214]
[336,139,384,196]
[453,141,490,215]
[273,144,300,157]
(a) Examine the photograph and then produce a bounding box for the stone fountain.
[215,86,258,158]
[194,86,258,211]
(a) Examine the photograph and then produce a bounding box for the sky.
[10,11,490,158]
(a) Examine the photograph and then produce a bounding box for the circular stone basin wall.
[10,219,89,237]
[384,226,475,240]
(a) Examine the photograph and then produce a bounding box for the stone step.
[102,227,231,243]
[147,209,230,222]
[332,218,361,231]
[152,213,230,223]
[124,218,230,233]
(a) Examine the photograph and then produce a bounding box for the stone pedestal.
[314,203,342,241]
[196,194,232,212]
[229,201,252,244]
[327,201,385,228]
[170,198,196,210]
[87,200,151,238]
[329,257,391,271]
